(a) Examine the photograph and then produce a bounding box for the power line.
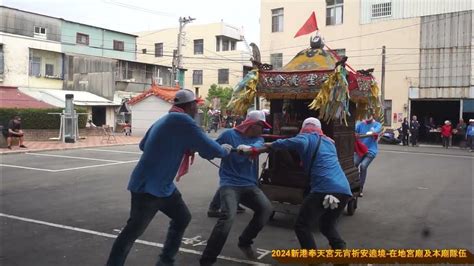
[102,0,177,17]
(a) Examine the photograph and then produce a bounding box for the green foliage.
[206,84,233,111]
[0,108,87,129]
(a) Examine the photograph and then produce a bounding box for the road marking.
[0,164,56,172]
[83,148,142,155]
[0,160,138,173]
[380,150,474,159]
[0,213,270,266]
[25,153,124,163]
[52,160,138,172]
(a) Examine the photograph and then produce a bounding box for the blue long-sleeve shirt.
[272,133,352,196]
[466,125,474,137]
[356,120,382,156]
[128,112,227,197]
[216,129,264,187]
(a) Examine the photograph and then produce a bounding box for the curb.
[0,141,140,156]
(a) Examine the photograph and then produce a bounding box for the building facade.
[136,22,251,98]
[0,6,174,128]
[0,6,63,90]
[260,0,473,131]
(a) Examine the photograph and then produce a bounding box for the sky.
[3,0,261,44]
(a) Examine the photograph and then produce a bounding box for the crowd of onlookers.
[399,116,474,151]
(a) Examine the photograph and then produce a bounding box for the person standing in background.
[401,118,409,146]
[440,120,452,149]
[410,115,420,147]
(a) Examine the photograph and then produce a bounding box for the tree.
[205,84,233,111]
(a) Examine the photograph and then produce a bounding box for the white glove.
[221,144,233,155]
[323,195,340,210]
[236,144,252,152]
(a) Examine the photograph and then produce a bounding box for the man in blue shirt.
[200,111,273,265]
[267,117,352,250]
[466,119,474,152]
[107,89,231,266]
[354,114,383,196]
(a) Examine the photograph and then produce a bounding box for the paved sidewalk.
[0,136,142,155]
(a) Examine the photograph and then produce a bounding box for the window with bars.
[194,39,204,55]
[154,43,163,57]
[271,8,284,32]
[222,39,229,51]
[45,64,54,76]
[372,2,392,18]
[193,70,203,85]
[113,40,124,51]
[326,0,344,26]
[270,53,283,69]
[29,56,41,76]
[76,33,89,45]
[218,69,229,84]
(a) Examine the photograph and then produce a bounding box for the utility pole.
[173,16,195,87]
[381,45,386,104]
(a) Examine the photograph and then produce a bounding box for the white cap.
[469,119,474,123]
[246,110,272,128]
[302,117,321,128]
[444,120,451,125]
[174,89,196,105]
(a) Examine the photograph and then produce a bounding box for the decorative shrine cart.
[229,36,383,218]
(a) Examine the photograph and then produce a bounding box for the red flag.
[294,11,318,38]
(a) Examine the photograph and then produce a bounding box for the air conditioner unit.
[154,77,163,85]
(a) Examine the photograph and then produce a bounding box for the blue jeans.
[106,190,191,266]
[208,188,221,210]
[295,192,350,249]
[200,186,273,265]
[354,153,376,189]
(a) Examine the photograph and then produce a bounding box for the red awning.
[0,86,55,109]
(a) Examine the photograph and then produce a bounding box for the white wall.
[0,32,62,89]
[130,96,171,136]
[360,0,473,24]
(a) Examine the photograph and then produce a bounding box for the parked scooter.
[379,128,402,145]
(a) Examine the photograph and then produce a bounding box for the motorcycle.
[379,128,402,145]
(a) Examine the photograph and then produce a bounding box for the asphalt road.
[0,144,473,265]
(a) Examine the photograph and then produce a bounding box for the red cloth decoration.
[354,137,368,157]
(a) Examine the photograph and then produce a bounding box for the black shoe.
[19,145,27,148]
[207,209,222,218]
[237,205,246,214]
[7,146,12,150]
[238,245,257,260]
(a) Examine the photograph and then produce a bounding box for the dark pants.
[410,132,418,146]
[442,136,450,148]
[402,132,409,146]
[200,186,273,265]
[468,136,474,150]
[107,190,191,266]
[295,192,350,249]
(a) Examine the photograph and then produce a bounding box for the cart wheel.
[269,211,276,221]
[347,199,356,216]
